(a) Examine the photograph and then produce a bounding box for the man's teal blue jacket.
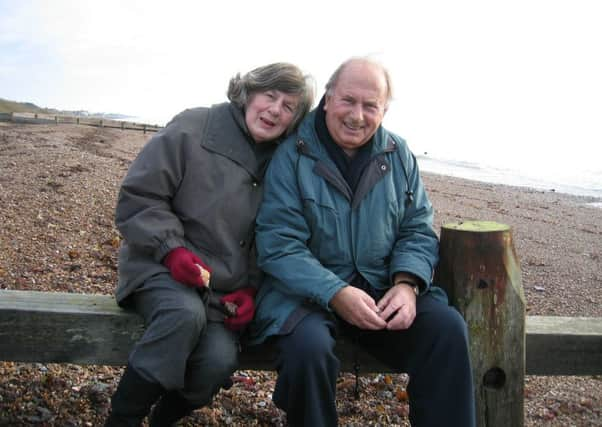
[248,109,445,344]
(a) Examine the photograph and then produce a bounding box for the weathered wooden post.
[435,220,525,427]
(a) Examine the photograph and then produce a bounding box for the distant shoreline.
[417,155,602,200]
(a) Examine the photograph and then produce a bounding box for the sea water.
[416,154,602,200]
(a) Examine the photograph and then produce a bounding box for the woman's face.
[245,90,300,143]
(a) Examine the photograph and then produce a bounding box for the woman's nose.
[268,100,282,116]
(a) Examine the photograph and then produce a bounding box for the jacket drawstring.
[353,331,361,399]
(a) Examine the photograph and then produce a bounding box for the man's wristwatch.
[394,280,420,296]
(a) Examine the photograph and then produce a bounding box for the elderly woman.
[105,63,314,426]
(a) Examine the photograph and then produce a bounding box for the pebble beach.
[0,122,600,425]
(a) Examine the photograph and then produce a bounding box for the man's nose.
[349,103,363,120]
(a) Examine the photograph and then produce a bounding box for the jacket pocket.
[302,199,348,264]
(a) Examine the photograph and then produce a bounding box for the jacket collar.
[296,108,399,208]
[202,103,277,180]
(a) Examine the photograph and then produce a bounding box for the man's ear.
[323,94,331,111]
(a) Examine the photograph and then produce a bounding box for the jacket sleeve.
[389,142,439,293]
[255,143,347,310]
[115,119,190,263]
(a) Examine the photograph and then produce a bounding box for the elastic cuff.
[154,235,187,263]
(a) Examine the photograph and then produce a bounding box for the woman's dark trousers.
[105,273,239,426]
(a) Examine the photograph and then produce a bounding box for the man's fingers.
[376,293,391,311]
[378,303,399,322]
[386,305,416,330]
[356,303,387,330]
[330,286,388,330]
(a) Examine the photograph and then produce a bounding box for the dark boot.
[148,391,197,427]
[105,364,164,427]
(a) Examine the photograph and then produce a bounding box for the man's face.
[323,62,387,153]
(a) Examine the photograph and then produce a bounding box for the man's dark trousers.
[271,294,476,427]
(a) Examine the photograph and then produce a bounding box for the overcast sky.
[1,0,601,172]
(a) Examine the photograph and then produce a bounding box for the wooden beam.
[1,290,601,376]
[0,290,143,366]
[0,290,387,372]
[526,316,602,375]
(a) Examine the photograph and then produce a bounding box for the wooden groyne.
[0,112,163,133]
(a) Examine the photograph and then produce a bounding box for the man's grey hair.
[227,62,315,136]
[324,57,393,109]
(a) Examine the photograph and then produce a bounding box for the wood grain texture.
[436,221,526,427]
[1,290,600,375]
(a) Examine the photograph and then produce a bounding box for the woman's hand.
[220,287,257,331]
[163,247,211,288]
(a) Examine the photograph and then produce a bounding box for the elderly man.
[249,57,475,426]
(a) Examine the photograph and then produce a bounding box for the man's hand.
[163,247,211,288]
[377,284,417,330]
[330,286,387,330]
[220,287,257,331]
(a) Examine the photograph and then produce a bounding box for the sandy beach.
[0,122,600,425]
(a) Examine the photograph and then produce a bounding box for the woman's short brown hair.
[227,62,315,136]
